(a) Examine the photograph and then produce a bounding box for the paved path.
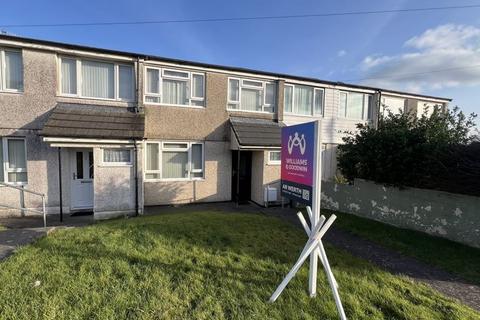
[147,203,480,311]
[0,215,93,261]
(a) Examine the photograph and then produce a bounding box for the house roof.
[230,117,283,147]
[40,103,144,139]
[0,34,451,102]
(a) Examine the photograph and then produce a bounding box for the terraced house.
[0,34,451,219]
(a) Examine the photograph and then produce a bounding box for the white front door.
[70,149,94,209]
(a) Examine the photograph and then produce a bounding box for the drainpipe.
[376,90,382,128]
[133,139,139,216]
[58,147,63,222]
[236,148,240,207]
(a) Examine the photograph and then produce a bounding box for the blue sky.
[1,0,479,126]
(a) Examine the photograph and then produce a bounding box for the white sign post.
[273,121,347,320]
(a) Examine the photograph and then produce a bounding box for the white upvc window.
[284,84,324,116]
[0,49,23,93]
[227,77,276,113]
[101,148,133,166]
[59,56,135,101]
[1,137,27,184]
[144,141,204,181]
[267,151,281,165]
[144,67,205,107]
[338,91,374,120]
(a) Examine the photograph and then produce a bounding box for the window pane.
[8,139,26,169]
[146,143,159,171]
[192,144,203,170]
[0,142,3,182]
[4,51,23,90]
[228,79,239,102]
[146,173,160,179]
[314,89,324,115]
[294,85,313,115]
[265,83,276,106]
[119,65,134,100]
[76,152,83,179]
[8,172,27,183]
[338,92,347,117]
[192,74,204,98]
[164,70,188,78]
[61,58,77,94]
[284,86,293,113]
[89,152,94,179]
[146,68,160,94]
[103,149,131,163]
[162,151,188,178]
[367,95,374,120]
[82,60,114,99]
[270,151,281,161]
[163,79,188,105]
[243,80,263,87]
[346,92,364,119]
[163,143,188,149]
[241,88,262,111]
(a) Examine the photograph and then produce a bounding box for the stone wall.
[321,179,480,248]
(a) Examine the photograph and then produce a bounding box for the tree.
[337,106,477,192]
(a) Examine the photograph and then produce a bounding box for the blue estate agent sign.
[280,121,317,206]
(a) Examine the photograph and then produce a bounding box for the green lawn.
[0,211,478,320]
[329,210,480,285]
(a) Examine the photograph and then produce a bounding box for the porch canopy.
[229,117,283,150]
[40,103,144,145]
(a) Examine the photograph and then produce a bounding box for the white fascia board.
[43,137,139,144]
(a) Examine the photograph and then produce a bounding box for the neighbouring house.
[0,34,451,219]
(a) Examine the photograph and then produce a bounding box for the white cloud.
[337,49,347,57]
[359,24,480,92]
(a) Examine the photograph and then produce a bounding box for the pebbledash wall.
[321,179,480,248]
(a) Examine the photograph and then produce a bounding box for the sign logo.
[287,132,306,155]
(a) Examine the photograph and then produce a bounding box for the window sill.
[57,94,135,103]
[143,102,206,109]
[99,163,133,167]
[0,89,23,95]
[227,108,274,114]
[145,178,205,183]
[267,162,281,166]
[284,112,324,118]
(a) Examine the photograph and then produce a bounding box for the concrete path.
[146,203,480,311]
[0,214,93,261]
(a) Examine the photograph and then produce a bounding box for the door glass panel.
[89,152,94,179]
[76,152,83,179]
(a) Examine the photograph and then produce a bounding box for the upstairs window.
[227,78,276,113]
[144,67,205,107]
[0,49,23,92]
[338,91,374,120]
[1,137,27,184]
[59,57,135,101]
[284,84,324,116]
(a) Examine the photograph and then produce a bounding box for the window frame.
[1,137,28,185]
[0,48,23,93]
[227,77,276,113]
[58,56,135,102]
[143,66,206,108]
[144,141,205,181]
[338,91,373,120]
[284,84,324,117]
[101,148,133,166]
[267,151,281,165]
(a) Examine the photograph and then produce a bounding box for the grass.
[0,211,478,319]
[329,210,480,286]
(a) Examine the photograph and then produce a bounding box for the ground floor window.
[102,148,132,165]
[268,151,281,165]
[0,137,27,184]
[145,141,204,180]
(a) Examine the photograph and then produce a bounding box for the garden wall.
[321,179,480,248]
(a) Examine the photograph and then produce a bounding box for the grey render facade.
[0,35,451,219]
